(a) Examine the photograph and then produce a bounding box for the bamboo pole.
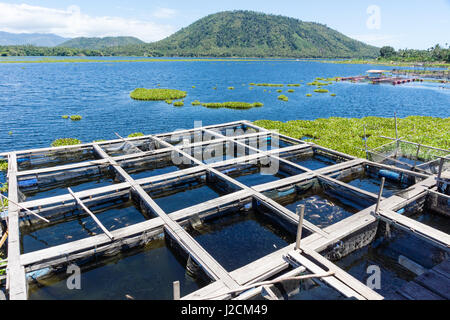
[0,230,8,249]
[413,144,421,169]
[0,193,49,223]
[173,281,180,300]
[363,126,368,159]
[67,187,114,240]
[374,177,385,214]
[295,205,305,251]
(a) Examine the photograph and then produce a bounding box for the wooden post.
[437,157,445,181]
[67,187,114,240]
[363,126,368,159]
[374,177,385,214]
[295,205,305,251]
[173,280,180,300]
[413,144,421,169]
[394,112,399,157]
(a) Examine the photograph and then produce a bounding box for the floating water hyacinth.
[254,116,450,159]
[130,88,187,101]
[278,95,289,101]
[0,160,7,171]
[70,115,82,121]
[314,89,329,93]
[51,138,81,147]
[61,115,69,119]
[201,102,263,109]
[128,132,144,138]
[287,89,295,93]
[191,100,201,106]
[173,101,184,107]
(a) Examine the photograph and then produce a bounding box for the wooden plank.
[397,281,443,300]
[16,158,109,176]
[6,153,28,300]
[414,270,450,299]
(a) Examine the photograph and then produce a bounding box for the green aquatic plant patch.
[277,95,289,101]
[202,102,263,110]
[287,84,301,87]
[128,132,144,138]
[254,116,450,158]
[130,88,187,101]
[0,182,7,193]
[173,101,184,107]
[287,89,295,93]
[51,138,82,147]
[308,81,331,86]
[255,83,284,87]
[61,115,69,119]
[0,160,7,171]
[191,100,201,106]
[70,115,82,121]
[314,89,329,93]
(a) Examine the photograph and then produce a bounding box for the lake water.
[0,58,449,153]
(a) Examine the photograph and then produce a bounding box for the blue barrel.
[379,169,401,182]
[18,178,38,188]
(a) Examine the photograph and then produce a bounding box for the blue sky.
[0,0,449,49]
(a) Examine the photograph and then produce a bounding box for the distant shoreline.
[1,57,448,67]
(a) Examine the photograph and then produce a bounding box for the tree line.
[379,44,450,63]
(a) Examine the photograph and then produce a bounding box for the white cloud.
[0,3,176,42]
[152,8,177,19]
[350,33,403,47]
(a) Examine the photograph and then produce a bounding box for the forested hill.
[147,11,379,58]
[59,36,144,49]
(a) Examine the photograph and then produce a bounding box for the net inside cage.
[368,140,449,174]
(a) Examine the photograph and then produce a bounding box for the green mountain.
[0,31,69,47]
[59,36,144,49]
[147,10,379,58]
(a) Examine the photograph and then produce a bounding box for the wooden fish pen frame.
[0,120,449,300]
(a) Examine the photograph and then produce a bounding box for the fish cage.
[367,138,450,175]
[0,120,448,300]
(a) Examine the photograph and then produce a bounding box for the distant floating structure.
[337,70,422,85]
